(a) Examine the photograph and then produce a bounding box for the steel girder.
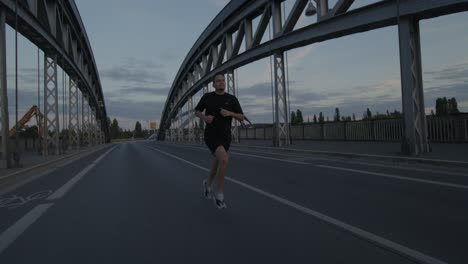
[0,0,109,139]
[43,54,60,155]
[159,0,468,152]
[68,77,80,150]
[81,94,90,147]
[226,70,239,143]
[399,18,429,155]
[0,8,8,168]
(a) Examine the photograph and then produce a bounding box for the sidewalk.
[232,139,468,167]
[0,145,108,181]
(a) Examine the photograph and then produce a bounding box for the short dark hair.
[212,72,224,83]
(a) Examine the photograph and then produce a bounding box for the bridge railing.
[237,116,468,143]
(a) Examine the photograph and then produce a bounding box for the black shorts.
[204,136,231,155]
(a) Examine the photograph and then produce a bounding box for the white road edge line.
[230,151,309,165]
[155,143,468,177]
[317,164,468,191]
[47,146,116,201]
[145,145,447,264]
[0,203,53,255]
[157,143,468,190]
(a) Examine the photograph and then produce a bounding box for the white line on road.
[0,146,116,257]
[158,143,468,178]
[146,145,447,264]
[47,146,116,201]
[230,151,309,165]
[317,164,468,190]
[0,203,53,254]
[230,149,468,190]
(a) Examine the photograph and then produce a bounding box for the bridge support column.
[68,78,80,150]
[227,70,239,143]
[188,97,195,143]
[96,119,102,145]
[272,0,291,147]
[273,52,290,147]
[81,95,90,147]
[0,9,9,168]
[398,17,429,155]
[90,107,97,146]
[177,109,183,142]
[43,54,60,155]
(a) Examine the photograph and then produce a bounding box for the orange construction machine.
[9,105,44,138]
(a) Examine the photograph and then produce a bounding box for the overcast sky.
[5,0,468,130]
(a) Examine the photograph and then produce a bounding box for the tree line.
[291,96,463,125]
[109,118,154,140]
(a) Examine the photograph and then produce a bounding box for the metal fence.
[237,117,468,143]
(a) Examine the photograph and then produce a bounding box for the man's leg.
[214,145,229,193]
[208,157,218,186]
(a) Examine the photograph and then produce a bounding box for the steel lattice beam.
[399,18,429,155]
[68,77,80,150]
[0,0,109,138]
[160,0,468,138]
[90,107,97,146]
[43,54,60,155]
[81,95,90,147]
[226,70,239,143]
[0,9,9,168]
[188,97,195,143]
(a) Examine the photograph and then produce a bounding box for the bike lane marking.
[0,203,53,254]
[0,190,53,209]
[0,146,116,256]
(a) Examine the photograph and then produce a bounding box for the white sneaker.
[213,193,227,209]
[203,180,212,199]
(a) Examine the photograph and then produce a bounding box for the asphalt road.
[0,141,466,264]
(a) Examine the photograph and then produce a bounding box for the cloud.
[107,86,170,98]
[424,62,468,82]
[235,78,404,123]
[209,0,229,8]
[99,58,166,84]
[8,67,40,85]
[160,50,178,62]
[106,98,163,124]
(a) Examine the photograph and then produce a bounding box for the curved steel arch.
[159,0,468,142]
[0,0,108,137]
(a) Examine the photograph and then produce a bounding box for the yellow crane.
[9,105,44,138]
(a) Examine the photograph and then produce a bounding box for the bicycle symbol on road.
[0,190,53,209]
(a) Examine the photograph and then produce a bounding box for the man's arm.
[220,109,244,121]
[196,110,214,124]
[195,110,204,120]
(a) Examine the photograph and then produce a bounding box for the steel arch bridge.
[0,0,108,166]
[158,0,468,155]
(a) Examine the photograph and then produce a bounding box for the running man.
[195,72,244,209]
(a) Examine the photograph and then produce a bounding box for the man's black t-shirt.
[195,92,243,140]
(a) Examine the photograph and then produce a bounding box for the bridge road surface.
[0,141,466,264]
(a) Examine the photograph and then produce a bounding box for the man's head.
[212,72,225,93]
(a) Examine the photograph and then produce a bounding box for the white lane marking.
[146,145,447,264]
[155,143,468,190]
[317,164,468,191]
[0,203,53,254]
[346,161,468,177]
[154,143,468,177]
[151,143,309,165]
[46,147,116,200]
[230,151,309,165]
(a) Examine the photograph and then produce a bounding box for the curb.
[231,144,468,168]
[0,144,111,182]
[153,141,468,168]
